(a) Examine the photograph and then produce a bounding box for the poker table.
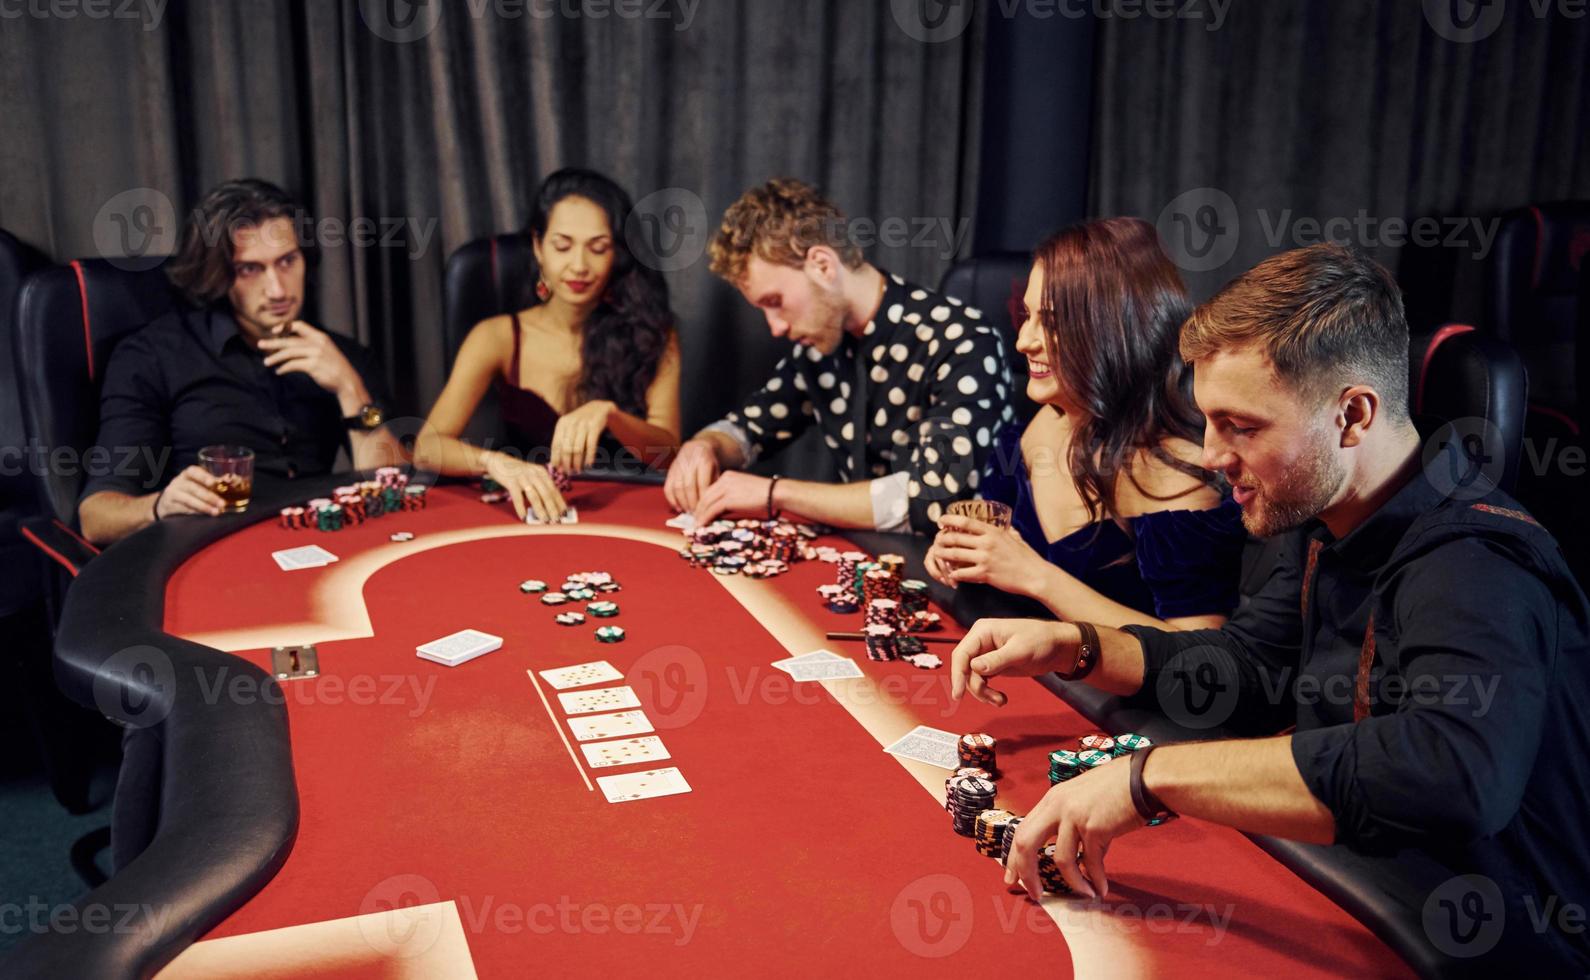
[9,473,1439,979]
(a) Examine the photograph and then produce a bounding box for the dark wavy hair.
[166,179,315,308]
[1029,217,1216,527]
[523,168,674,417]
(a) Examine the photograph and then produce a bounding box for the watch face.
[361,405,384,428]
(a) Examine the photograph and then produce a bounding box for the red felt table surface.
[162,483,1411,979]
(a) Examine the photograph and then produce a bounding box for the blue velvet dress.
[979,424,1247,620]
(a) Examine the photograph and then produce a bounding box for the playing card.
[271,545,338,571]
[568,710,654,742]
[556,685,642,716]
[537,661,624,691]
[882,725,961,770]
[664,513,697,531]
[415,629,503,667]
[595,767,692,803]
[771,649,845,674]
[788,658,865,682]
[579,735,671,769]
[526,506,579,525]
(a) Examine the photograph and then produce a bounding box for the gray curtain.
[0,0,985,435]
[1089,0,1590,323]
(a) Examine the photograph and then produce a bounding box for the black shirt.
[80,307,385,500]
[1122,441,1590,971]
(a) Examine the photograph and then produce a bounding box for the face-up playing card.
[526,506,579,525]
[770,649,845,674]
[882,725,961,770]
[788,658,865,682]
[595,767,692,803]
[556,685,641,716]
[537,661,624,691]
[568,710,654,742]
[271,545,338,571]
[579,735,671,769]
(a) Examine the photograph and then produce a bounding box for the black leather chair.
[1,229,47,619]
[1411,324,1528,495]
[10,258,179,815]
[939,251,1037,422]
[443,231,534,369]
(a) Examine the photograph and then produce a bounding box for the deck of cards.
[416,629,502,667]
[271,545,338,571]
[772,649,864,682]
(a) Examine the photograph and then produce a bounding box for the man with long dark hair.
[664,178,1015,535]
[948,244,1590,973]
[78,179,401,545]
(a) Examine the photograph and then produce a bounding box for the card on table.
[771,649,845,674]
[595,767,692,803]
[664,513,697,532]
[271,545,339,571]
[556,685,642,716]
[882,725,961,770]
[568,709,655,742]
[788,658,865,683]
[537,661,624,691]
[526,506,579,525]
[579,735,671,769]
[415,629,503,668]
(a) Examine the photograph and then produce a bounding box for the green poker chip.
[587,601,620,618]
[594,625,626,643]
[520,579,548,594]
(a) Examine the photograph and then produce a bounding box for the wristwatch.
[344,404,385,431]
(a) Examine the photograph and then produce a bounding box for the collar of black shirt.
[198,307,250,357]
[1310,440,1474,572]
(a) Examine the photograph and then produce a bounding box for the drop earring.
[535,278,551,302]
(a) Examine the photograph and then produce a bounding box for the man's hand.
[692,471,772,526]
[483,453,567,523]
[550,400,614,475]
[948,618,1080,706]
[1004,756,1144,901]
[664,438,722,513]
[927,514,1047,594]
[156,466,227,518]
[259,321,363,401]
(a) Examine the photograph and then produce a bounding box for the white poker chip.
[519,579,548,594]
[540,592,569,606]
[389,531,415,542]
[904,653,943,670]
[555,612,586,626]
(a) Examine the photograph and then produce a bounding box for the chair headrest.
[1415,326,1528,494]
[442,232,535,369]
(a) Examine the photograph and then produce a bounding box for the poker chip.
[896,635,926,658]
[555,611,586,626]
[1079,733,1117,755]
[958,733,998,773]
[945,774,996,838]
[1049,750,1083,785]
[587,601,620,618]
[899,579,930,614]
[1037,843,1074,895]
[540,592,569,606]
[863,624,898,662]
[389,531,415,542]
[481,490,509,504]
[974,808,1017,859]
[1113,733,1152,756]
[594,625,626,643]
[519,580,548,594]
[566,587,596,601]
[906,610,943,633]
[998,815,1024,866]
[1077,748,1113,770]
[596,582,622,593]
[903,652,941,670]
[827,592,860,614]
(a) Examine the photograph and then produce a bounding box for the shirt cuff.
[701,419,758,467]
[870,472,911,533]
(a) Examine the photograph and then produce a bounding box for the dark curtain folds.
[0,0,985,434]
[1089,0,1590,323]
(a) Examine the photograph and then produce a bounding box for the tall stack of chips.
[862,568,901,604]
[864,598,902,631]
[998,815,1024,866]
[958,733,998,775]
[862,623,898,661]
[945,774,996,838]
[975,808,1018,859]
[1037,844,1074,894]
[899,579,930,615]
[1049,749,1083,785]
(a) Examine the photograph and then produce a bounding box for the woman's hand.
[483,452,567,523]
[929,513,1048,596]
[550,400,614,475]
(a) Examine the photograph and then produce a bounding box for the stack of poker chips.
[1036,844,1074,895]
[945,773,997,838]
[1049,749,1083,785]
[906,610,943,633]
[997,815,1024,866]
[974,808,1018,859]
[958,733,998,775]
[865,598,902,631]
[862,624,898,661]
[862,568,901,604]
[835,552,867,592]
[1079,733,1117,755]
[877,553,906,576]
[402,484,428,510]
[899,579,930,615]
[280,470,423,532]
[1113,732,1152,756]
[676,517,817,579]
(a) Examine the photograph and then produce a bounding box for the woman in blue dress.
[926,218,1246,630]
